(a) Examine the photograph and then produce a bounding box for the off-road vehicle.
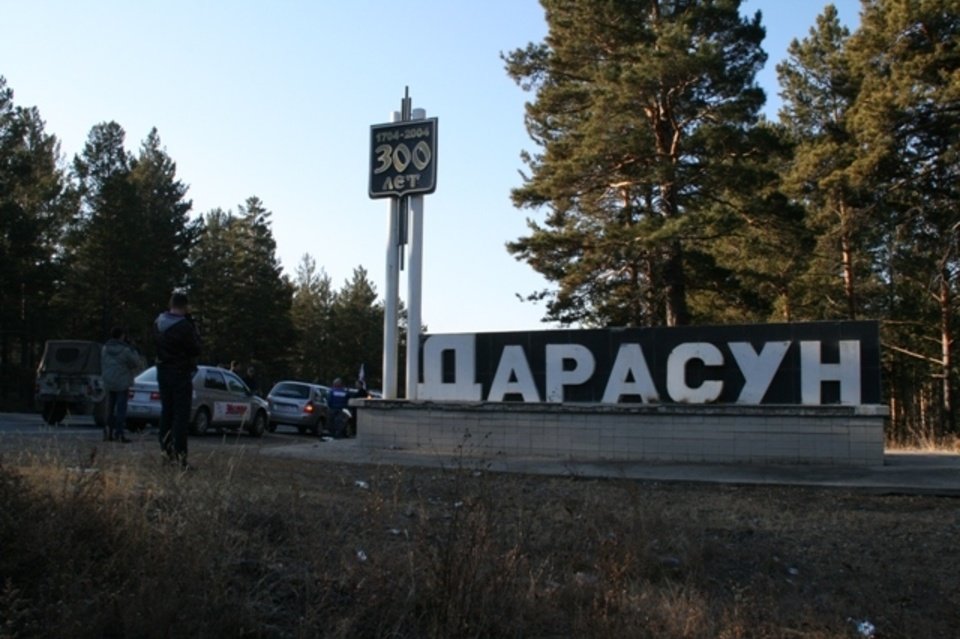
[35,340,107,426]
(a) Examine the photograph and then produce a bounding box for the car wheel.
[248,410,267,438]
[41,401,67,425]
[191,408,210,436]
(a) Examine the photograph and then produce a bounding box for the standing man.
[326,378,351,438]
[242,365,260,395]
[101,327,144,443]
[154,291,202,469]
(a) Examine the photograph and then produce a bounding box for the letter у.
[729,341,790,404]
[417,334,482,400]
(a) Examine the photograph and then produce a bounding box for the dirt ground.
[3,437,960,638]
[204,450,960,637]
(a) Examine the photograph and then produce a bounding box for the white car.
[127,365,270,437]
[266,381,330,434]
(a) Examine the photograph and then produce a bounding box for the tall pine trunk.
[939,271,955,433]
[663,240,688,327]
[839,197,857,319]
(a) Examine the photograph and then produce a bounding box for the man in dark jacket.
[326,378,351,438]
[154,291,202,469]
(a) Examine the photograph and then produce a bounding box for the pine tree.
[233,197,295,377]
[846,0,960,433]
[188,208,235,363]
[777,4,876,321]
[503,0,768,326]
[329,266,382,388]
[188,198,294,384]
[130,127,197,346]
[0,77,73,406]
[63,121,140,339]
[687,122,811,324]
[61,124,195,347]
[290,254,335,383]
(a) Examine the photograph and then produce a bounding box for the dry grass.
[886,431,960,454]
[1,442,959,638]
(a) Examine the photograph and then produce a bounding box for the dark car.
[127,365,270,437]
[266,381,330,435]
[35,340,108,427]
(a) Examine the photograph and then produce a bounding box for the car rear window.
[272,383,310,399]
[135,367,158,383]
[54,347,81,364]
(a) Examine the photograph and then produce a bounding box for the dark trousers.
[157,367,192,461]
[330,409,348,438]
[107,390,129,438]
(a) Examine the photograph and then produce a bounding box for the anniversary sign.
[417,321,881,406]
[369,118,438,198]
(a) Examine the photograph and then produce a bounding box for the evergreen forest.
[2,0,958,444]
[0,90,385,402]
[503,0,959,443]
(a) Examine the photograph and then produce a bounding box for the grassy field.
[1,442,958,638]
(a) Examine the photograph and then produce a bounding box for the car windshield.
[135,367,158,383]
[271,383,310,399]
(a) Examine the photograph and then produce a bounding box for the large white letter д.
[417,334,482,400]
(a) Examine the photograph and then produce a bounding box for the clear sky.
[1,0,861,334]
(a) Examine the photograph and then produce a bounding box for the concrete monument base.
[352,400,888,467]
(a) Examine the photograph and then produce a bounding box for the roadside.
[2,412,959,637]
[2,411,959,495]
[262,437,960,496]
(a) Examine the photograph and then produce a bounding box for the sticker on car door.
[214,402,249,421]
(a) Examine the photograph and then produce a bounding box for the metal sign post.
[369,88,437,399]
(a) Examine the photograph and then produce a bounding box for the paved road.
[0,411,316,455]
[3,412,959,495]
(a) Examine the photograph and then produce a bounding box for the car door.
[313,385,330,422]
[222,370,253,427]
[201,368,235,427]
